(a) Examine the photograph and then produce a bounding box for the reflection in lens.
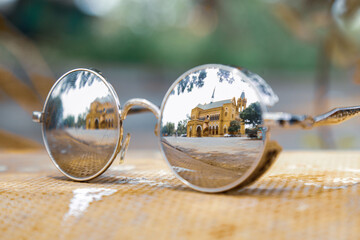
[160,66,265,190]
[43,70,119,179]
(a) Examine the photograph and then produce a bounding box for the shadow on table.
[50,172,360,199]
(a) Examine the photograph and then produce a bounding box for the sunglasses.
[32,64,360,193]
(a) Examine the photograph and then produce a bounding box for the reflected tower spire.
[210,87,216,103]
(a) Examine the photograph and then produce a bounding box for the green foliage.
[240,102,262,127]
[76,113,87,128]
[63,115,75,127]
[24,1,317,70]
[228,120,240,134]
[161,122,175,136]
[177,120,187,135]
[175,70,206,95]
[47,96,63,129]
[245,127,260,139]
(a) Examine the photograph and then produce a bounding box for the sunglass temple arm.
[264,106,360,129]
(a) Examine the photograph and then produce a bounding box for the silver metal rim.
[41,68,122,181]
[158,64,269,193]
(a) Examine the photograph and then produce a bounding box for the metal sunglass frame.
[33,64,360,193]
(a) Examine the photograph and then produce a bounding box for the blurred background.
[0,0,359,152]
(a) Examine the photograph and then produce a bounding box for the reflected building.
[86,99,117,129]
[187,92,247,137]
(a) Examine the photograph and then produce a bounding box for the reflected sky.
[162,68,260,127]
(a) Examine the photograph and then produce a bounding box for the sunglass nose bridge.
[121,98,161,136]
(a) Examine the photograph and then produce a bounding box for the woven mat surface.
[1,150,360,240]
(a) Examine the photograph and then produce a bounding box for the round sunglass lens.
[160,65,265,191]
[43,69,120,180]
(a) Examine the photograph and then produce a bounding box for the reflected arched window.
[225,112,228,117]
[224,128,226,134]
[216,126,219,135]
[196,126,202,137]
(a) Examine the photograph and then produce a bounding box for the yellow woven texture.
[0,151,360,240]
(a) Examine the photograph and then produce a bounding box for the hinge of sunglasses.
[263,112,314,129]
[264,106,360,129]
[118,133,131,164]
[32,111,44,123]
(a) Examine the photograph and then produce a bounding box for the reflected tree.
[241,68,274,99]
[76,113,87,128]
[240,102,262,127]
[176,70,206,95]
[60,77,77,94]
[161,122,175,136]
[228,120,240,134]
[217,69,235,83]
[177,120,188,135]
[63,115,75,127]
[173,69,238,95]
[46,96,63,129]
[60,71,97,94]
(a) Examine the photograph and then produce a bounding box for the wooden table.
[0,150,360,240]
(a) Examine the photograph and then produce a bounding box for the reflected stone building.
[187,93,247,137]
[86,99,117,129]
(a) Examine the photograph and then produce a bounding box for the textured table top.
[0,150,360,240]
